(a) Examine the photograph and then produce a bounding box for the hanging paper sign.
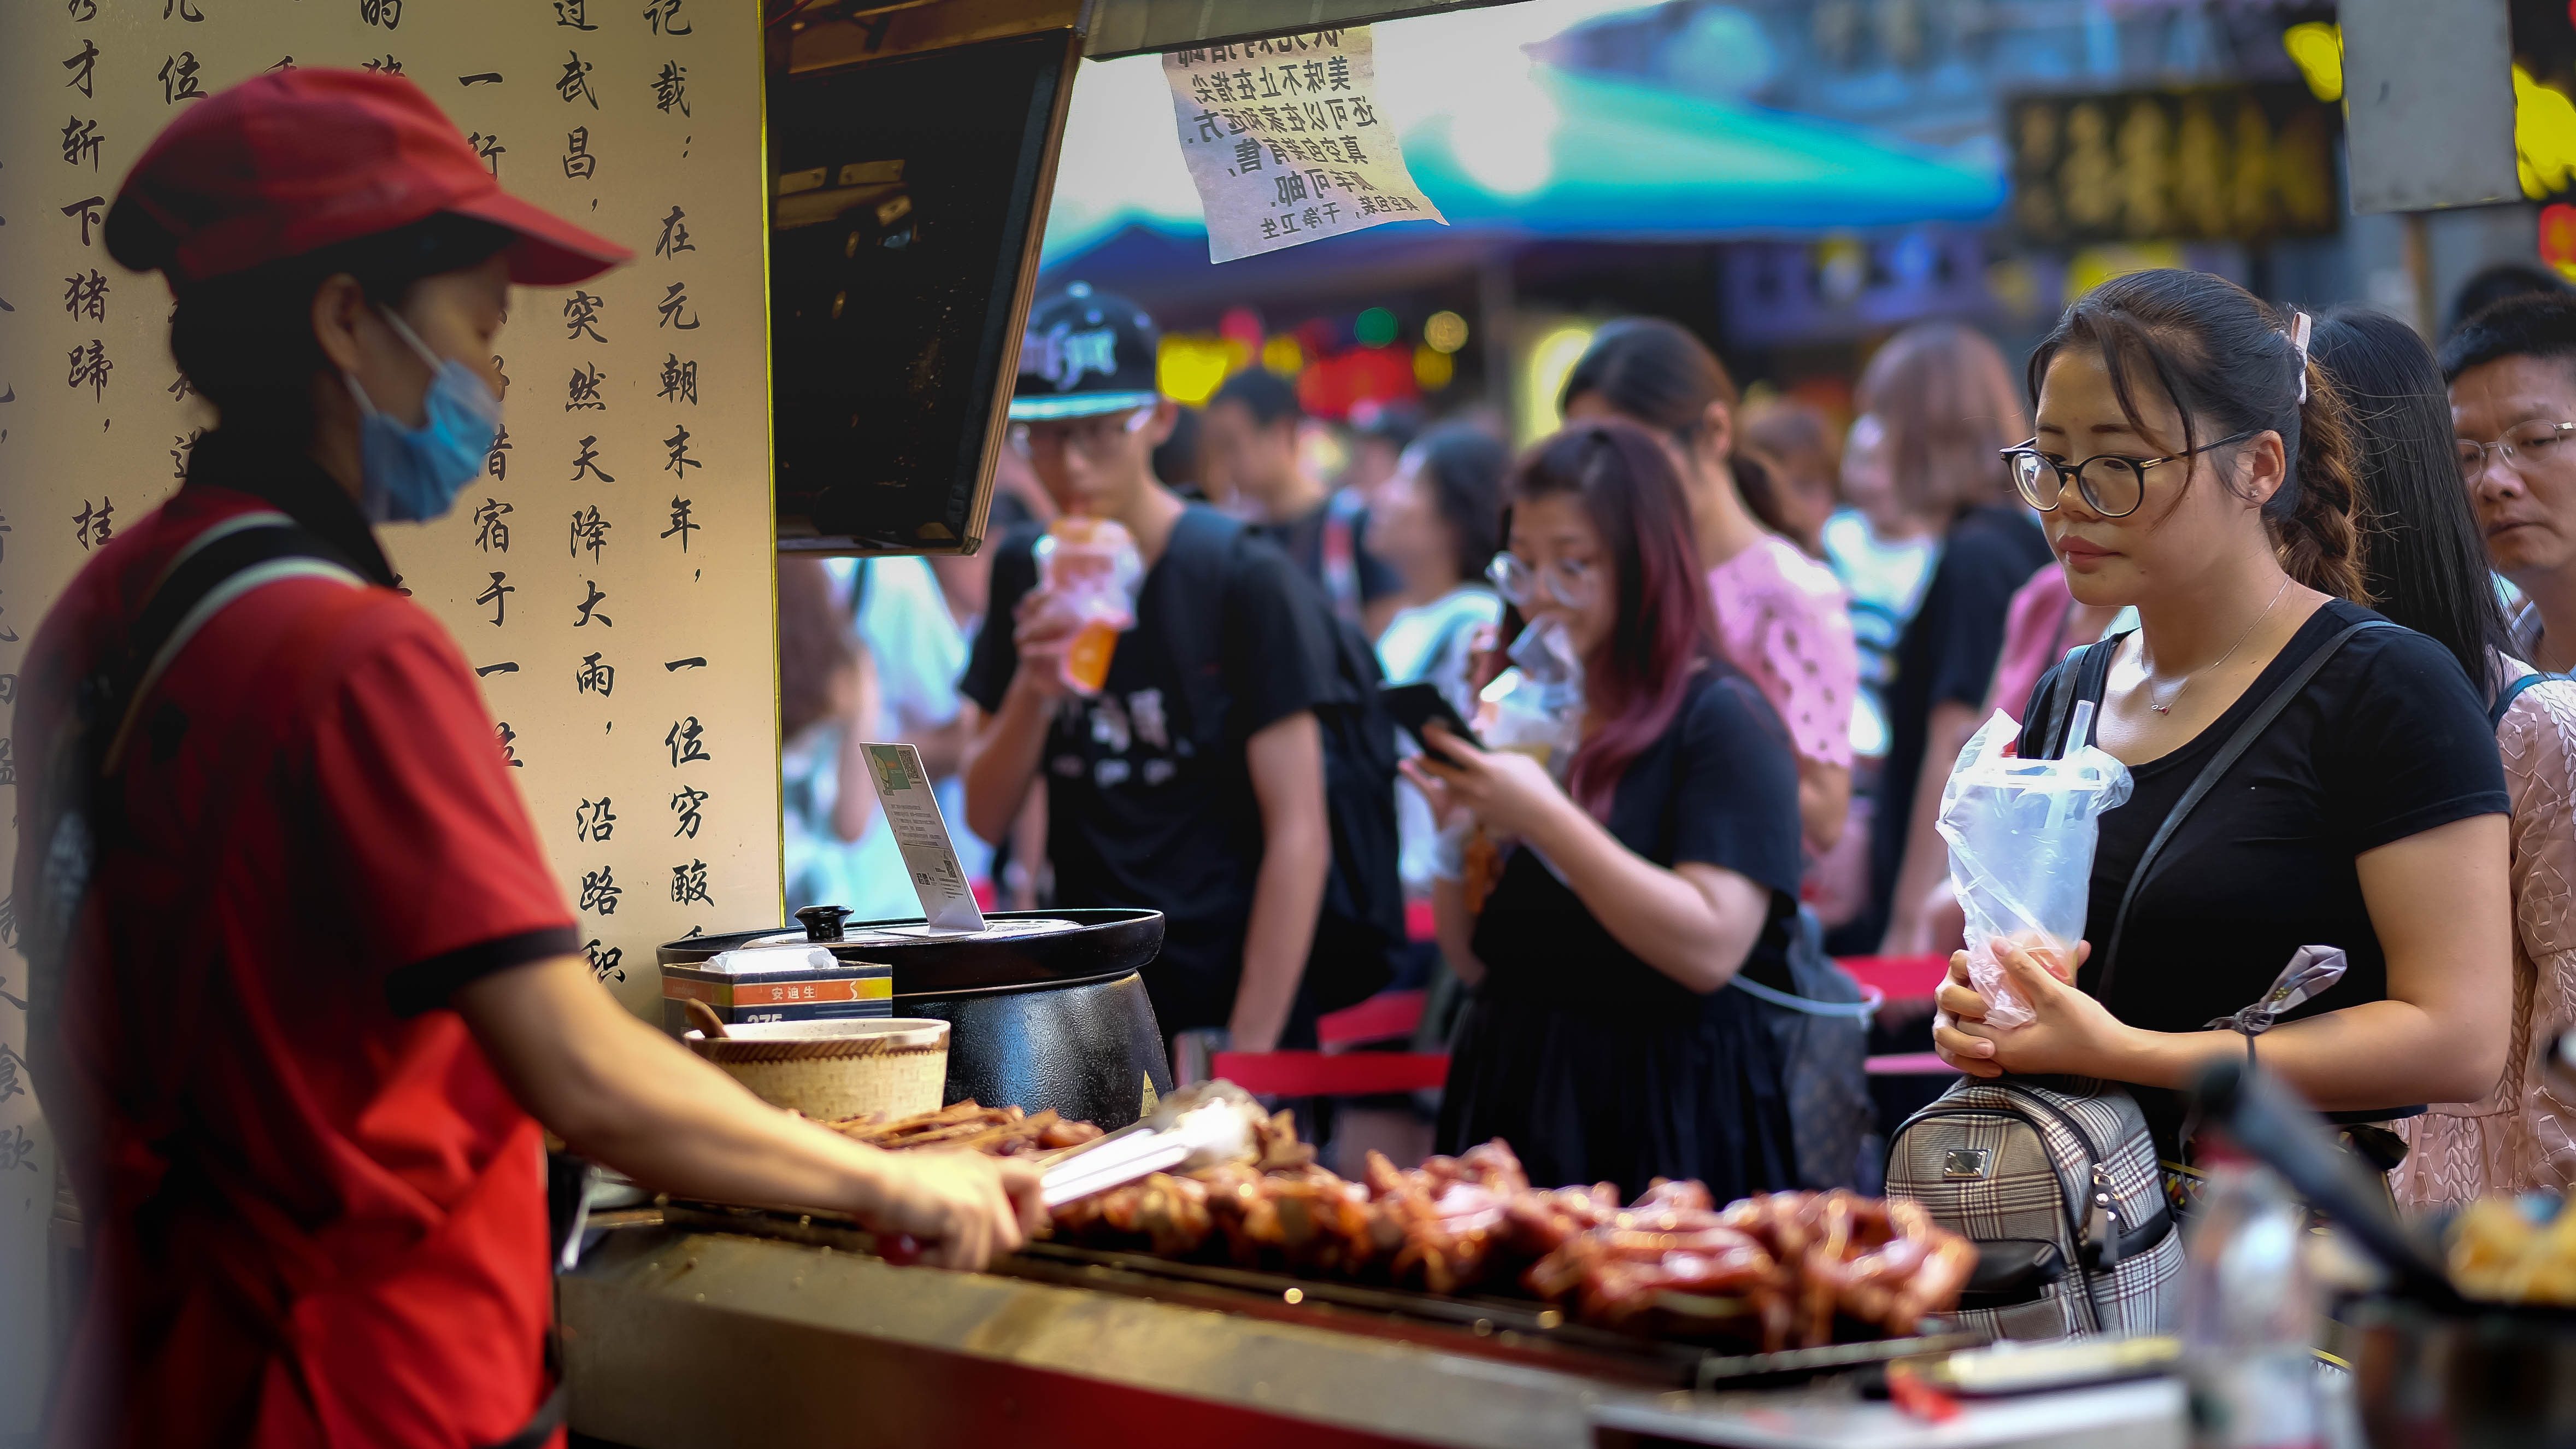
[1163,26,1448,264]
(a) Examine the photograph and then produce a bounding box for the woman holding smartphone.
[1407,422,1805,1199]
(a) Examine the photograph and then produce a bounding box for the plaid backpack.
[1886,617,2395,1339]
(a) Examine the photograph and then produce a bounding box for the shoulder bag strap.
[2093,619,2397,1000]
[2491,669,2567,729]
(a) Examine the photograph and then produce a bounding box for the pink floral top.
[2392,662,2576,1208]
[1708,536,1859,774]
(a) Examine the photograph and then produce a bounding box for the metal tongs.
[1037,1080,1267,1208]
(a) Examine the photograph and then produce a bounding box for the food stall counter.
[560,1211,2188,1449]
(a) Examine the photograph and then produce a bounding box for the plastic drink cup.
[1936,702,2132,1028]
[1063,618,1120,695]
[1033,516,1143,697]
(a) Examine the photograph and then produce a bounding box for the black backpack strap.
[2093,619,2398,1000]
[95,513,365,771]
[2490,670,2567,729]
[1155,506,1248,751]
[25,511,366,1029]
[2020,636,2125,761]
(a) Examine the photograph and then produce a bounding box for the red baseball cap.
[106,68,631,289]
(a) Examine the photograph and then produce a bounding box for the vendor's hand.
[861,1148,1047,1271]
[1398,725,1568,840]
[1010,588,1078,702]
[1932,939,2120,1080]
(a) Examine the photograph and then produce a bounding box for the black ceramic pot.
[660,908,1172,1130]
[898,969,1171,1131]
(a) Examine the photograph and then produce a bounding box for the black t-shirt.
[1261,496,1402,618]
[1858,503,2054,944]
[2031,600,2510,1147]
[1472,667,1806,1016]
[960,511,1339,1025]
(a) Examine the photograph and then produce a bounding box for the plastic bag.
[1935,704,2133,1028]
[1477,615,1585,783]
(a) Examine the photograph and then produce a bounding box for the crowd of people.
[784,263,2576,1211]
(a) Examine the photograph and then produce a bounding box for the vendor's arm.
[314,607,1043,1268]
[457,959,1042,1269]
[1935,813,2513,1110]
[1230,712,1331,1051]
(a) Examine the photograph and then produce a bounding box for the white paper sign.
[1162,26,1448,264]
[860,743,988,934]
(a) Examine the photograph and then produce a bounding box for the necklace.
[2141,575,2292,715]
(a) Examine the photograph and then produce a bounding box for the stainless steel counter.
[559,1215,2186,1449]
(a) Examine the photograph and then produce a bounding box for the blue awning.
[1040,63,2004,272]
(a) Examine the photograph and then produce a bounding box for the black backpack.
[1157,506,1403,1017]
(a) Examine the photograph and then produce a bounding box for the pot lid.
[658,907,1164,996]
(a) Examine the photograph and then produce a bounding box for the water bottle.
[2181,1156,2325,1449]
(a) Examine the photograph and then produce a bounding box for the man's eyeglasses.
[2001,430,2256,520]
[1010,407,1149,461]
[1487,551,1597,610]
[2456,420,2576,483]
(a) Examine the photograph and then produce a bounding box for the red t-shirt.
[17,473,579,1449]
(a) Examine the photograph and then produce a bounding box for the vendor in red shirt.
[15,71,1045,1449]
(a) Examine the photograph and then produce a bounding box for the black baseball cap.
[1010,283,1161,421]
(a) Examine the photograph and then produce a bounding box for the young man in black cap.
[961,287,1341,1051]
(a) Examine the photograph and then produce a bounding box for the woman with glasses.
[2302,306,2576,1206]
[1560,319,1860,855]
[1406,422,1805,1199]
[1931,270,2512,1180]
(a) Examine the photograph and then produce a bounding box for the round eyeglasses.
[2456,420,2576,483]
[2001,430,2256,519]
[1486,551,1596,611]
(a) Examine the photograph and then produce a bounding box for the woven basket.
[686,1018,949,1121]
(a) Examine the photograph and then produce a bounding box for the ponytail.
[2268,359,2370,603]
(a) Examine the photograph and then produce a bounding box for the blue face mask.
[344,309,502,524]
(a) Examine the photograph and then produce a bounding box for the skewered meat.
[1203,1163,1397,1275]
[1054,1172,1216,1258]
[1363,1145,1522,1295]
[1504,1182,1623,1258]
[826,1101,1106,1157]
[1023,1095,1971,1349]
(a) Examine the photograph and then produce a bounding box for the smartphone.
[1379,682,1483,762]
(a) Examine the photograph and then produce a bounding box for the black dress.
[1438,667,1806,1201]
